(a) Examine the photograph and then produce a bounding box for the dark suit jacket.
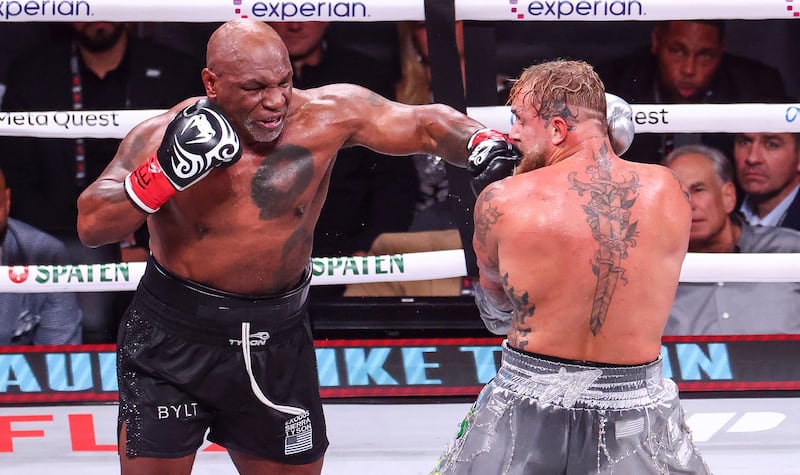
[778,191,800,232]
[596,48,790,164]
[0,35,204,238]
[0,218,82,345]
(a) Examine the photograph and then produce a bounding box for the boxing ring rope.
[0,0,797,292]
[1,103,798,138]
[0,252,799,292]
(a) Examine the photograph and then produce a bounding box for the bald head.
[206,19,287,72]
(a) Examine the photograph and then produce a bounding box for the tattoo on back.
[250,144,314,220]
[503,273,536,348]
[568,145,640,335]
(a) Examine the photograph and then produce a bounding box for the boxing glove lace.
[466,128,522,197]
[124,99,242,213]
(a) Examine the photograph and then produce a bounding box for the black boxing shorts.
[116,255,328,464]
[431,341,711,474]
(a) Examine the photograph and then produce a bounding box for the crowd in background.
[0,19,797,344]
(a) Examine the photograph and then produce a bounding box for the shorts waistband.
[138,255,310,341]
[496,341,668,409]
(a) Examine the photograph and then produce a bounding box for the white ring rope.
[1,104,799,139]
[0,251,797,293]
[0,0,792,22]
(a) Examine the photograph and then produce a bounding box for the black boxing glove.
[466,128,522,197]
[124,99,242,213]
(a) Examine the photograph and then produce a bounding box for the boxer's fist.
[124,99,242,213]
[474,283,513,336]
[466,128,522,197]
[605,93,634,156]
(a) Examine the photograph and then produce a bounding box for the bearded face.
[72,22,127,53]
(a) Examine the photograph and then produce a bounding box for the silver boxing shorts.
[431,341,711,474]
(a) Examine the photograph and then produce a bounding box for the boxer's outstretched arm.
[77,106,182,248]
[337,84,484,166]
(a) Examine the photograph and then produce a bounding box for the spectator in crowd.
[269,21,418,263]
[597,20,790,164]
[0,167,82,346]
[0,21,203,343]
[663,144,800,335]
[734,132,800,231]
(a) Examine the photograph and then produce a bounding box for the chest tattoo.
[250,144,314,220]
[568,147,640,336]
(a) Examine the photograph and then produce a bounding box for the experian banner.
[456,0,797,21]
[2,335,799,404]
[0,0,425,22]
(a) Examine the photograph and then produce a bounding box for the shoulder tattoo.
[250,144,315,220]
[567,144,640,335]
[474,188,502,253]
[667,169,691,204]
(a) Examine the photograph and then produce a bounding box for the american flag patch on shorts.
[284,412,313,455]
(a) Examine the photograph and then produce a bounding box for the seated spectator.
[597,20,790,164]
[734,132,800,231]
[0,167,82,346]
[663,144,800,335]
[0,21,203,343]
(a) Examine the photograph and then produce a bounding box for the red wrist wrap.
[123,154,176,214]
[467,128,508,151]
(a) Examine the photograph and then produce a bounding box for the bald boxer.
[76,19,500,475]
[431,60,711,474]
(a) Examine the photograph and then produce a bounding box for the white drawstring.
[241,321,308,416]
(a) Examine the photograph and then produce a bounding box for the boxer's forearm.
[422,104,484,167]
[77,178,148,248]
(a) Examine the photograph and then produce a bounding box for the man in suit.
[0,167,82,345]
[597,20,790,164]
[0,22,203,342]
[734,132,800,231]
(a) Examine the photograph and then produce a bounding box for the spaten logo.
[8,266,29,283]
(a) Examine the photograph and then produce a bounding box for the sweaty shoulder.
[290,84,393,146]
[293,84,382,116]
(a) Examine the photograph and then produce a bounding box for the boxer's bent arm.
[472,183,511,307]
[77,112,174,248]
[338,85,483,166]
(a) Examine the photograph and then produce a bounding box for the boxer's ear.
[201,68,219,99]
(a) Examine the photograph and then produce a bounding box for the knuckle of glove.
[468,141,521,197]
[159,99,243,190]
[605,93,635,156]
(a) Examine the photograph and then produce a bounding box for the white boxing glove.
[605,93,635,156]
[474,283,513,336]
